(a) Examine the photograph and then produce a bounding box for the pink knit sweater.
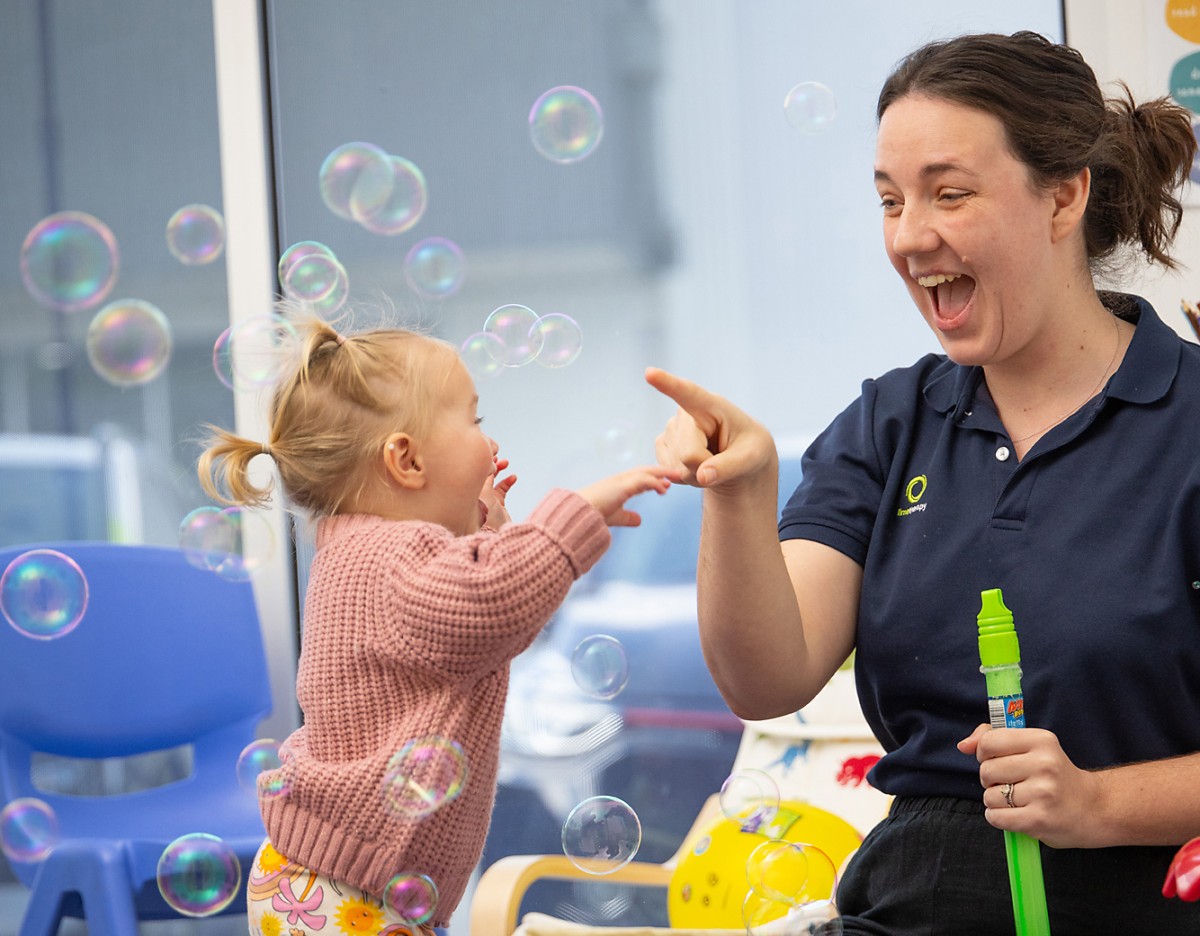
[260,489,610,924]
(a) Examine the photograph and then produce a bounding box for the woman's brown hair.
[877,30,1197,272]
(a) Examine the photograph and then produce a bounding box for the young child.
[197,314,677,934]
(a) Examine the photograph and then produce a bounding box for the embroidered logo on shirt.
[897,474,928,517]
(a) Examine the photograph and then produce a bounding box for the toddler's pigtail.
[197,424,276,509]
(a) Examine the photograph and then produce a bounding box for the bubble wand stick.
[977,588,1051,936]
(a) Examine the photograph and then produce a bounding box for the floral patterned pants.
[246,839,439,936]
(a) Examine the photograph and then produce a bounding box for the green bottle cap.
[977,587,1020,667]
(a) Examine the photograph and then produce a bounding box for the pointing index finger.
[644,367,721,436]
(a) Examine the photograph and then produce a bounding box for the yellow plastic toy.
[667,799,861,928]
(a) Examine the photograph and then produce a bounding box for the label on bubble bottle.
[988,693,1026,729]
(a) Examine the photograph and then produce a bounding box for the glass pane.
[0,0,232,551]
[265,1,1062,929]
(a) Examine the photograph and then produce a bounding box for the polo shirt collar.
[921,293,1179,417]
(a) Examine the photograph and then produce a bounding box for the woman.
[648,31,1200,934]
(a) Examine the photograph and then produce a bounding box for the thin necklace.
[1008,315,1121,444]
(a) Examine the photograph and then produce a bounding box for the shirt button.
[995,446,1011,462]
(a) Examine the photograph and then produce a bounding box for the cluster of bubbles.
[18,202,233,388]
[460,304,583,380]
[717,768,844,934]
[0,549,89,640]
[278,240,349,316]
[319,142,428,236]
[178,506,276,583]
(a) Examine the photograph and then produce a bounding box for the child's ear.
[382,433,425,489]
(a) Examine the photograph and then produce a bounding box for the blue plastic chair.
[0,542,273,936]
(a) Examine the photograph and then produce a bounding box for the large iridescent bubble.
[20,211,119,312]
[86,299,173,387]
[0,799,59,863]
[156,833,241,917]
[561,795,641,875]
[0,548,89,640]
[529,86,604,164]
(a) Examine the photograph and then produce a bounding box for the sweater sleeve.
[378,488,610,677]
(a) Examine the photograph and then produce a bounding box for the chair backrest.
[0,541,272,761]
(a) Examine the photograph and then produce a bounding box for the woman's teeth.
[917,273,961,287]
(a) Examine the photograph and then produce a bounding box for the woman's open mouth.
[918,272,976,329]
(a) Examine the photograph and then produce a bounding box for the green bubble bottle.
[977,588,1051,936]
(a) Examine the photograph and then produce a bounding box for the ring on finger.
[1001,782,1016,808]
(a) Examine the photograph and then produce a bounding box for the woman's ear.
[382,433,425,489]
[1050,166,1091,244]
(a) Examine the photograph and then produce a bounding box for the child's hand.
[479,457,516,530]
[577,465,680,527]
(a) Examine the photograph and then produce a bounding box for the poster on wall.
[1151,0,1200,202]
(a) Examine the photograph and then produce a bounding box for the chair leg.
[17,885,66,936]
[17,842,140,936]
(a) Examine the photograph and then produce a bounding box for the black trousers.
[832,796,1200,935]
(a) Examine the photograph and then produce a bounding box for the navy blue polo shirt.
[779,296,1200,800]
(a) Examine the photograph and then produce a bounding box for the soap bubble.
[404,237,464,298]
[20,211,118,312]
[720,767,780,829]
[156,833,241,917]
[166,204,225,265]
[459,332,507,381]
[277,240,336,285]
[357,155,428,235]
[212,313,300,391]
[210,507,276,582]
[86,299,172,387]
[235,739,281,792]
[561,795,641,874]
[280,252,349,315]
[783,82,837,133]
[0,798,59,863]
[529,86,604,164]
[483,304,542,367]
[381,737,468,819]
[571,634,629,699]
[746,839,838,907]
[743,889,843,935]
[533,313,582,368]
[383,872,439,924]
[319,142,393,221]
[1,549,88,640]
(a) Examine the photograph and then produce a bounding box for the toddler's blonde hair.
[198,309,458,517]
